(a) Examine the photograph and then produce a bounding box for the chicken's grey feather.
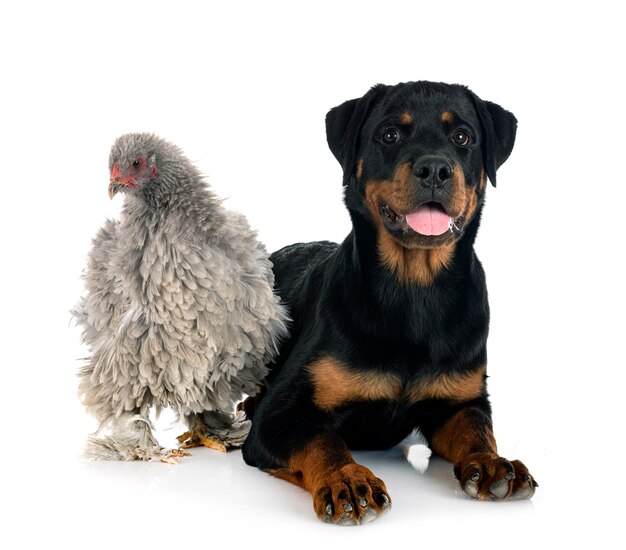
[84,414,178,462]
[73,133,288,460]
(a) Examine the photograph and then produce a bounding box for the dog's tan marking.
[448,163,467,216]
[356,158,364,181]
[377,232,455,286]
[465,182,479,222]
[455,164,479,222]
[364,163,415,215]
[364,163,457,286]
[430,408,498,465]
[407,365,486,403]
[270,433,354,489]
[441,110,455,123]
[309,357,484,411]
[308,357,403,411]
[447,163,481,227]
[479,169,487,193]
[400,112,413,125]
[269,433,390,523]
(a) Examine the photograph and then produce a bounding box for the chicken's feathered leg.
[178,410,251,452]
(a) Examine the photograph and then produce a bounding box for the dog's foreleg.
[430,407,537,500]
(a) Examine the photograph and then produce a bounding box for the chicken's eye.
[129,158,145,174]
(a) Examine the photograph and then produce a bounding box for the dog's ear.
[469,92,517,187]
[326,84,387,186]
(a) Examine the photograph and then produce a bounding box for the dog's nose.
[413,156,453,188]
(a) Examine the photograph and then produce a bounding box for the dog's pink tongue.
[406,204,451,236]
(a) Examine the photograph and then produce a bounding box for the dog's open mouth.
[381,201,463,236]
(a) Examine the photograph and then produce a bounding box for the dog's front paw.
[454,452,538,500]
[313,463,391,525]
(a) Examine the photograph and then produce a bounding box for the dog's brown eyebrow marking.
[399,112,413,125]
[441,110,455,123]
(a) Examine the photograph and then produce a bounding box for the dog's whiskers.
[449,218,462,233]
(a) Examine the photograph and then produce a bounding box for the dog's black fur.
[242,81,536,524]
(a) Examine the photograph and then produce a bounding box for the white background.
[1,1,624,548]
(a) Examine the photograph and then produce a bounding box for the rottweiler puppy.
[242,81,537,525]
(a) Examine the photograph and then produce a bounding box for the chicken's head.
[108,133,162,200]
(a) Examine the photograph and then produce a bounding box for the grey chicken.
[73,133,287,461]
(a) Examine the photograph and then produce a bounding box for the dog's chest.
[307,356,485,412]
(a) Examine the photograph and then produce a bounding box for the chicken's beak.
[109,162,137,199]
[108,181,120,199]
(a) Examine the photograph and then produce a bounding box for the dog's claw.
[338,514,358,526]
[360,507,378,524]
[526,475,538,487]
[380,492,392,512]
[510,474,538,500]
[464,479,480,499]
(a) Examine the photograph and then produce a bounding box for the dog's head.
[326,81,516,250]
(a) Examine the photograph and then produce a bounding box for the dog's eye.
[452,129,470,146]
[381,128,400,144]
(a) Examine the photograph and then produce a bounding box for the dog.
[242,81,537,525]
